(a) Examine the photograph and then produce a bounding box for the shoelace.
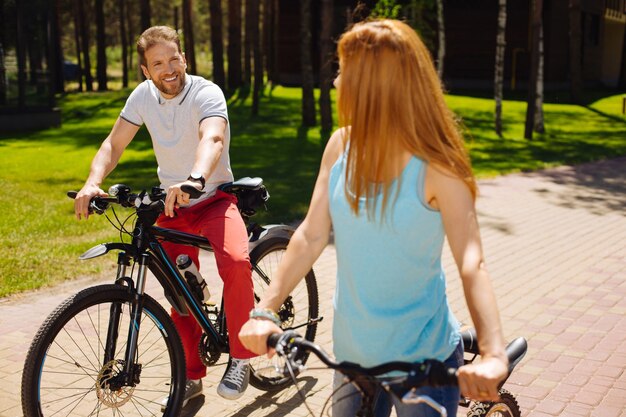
[223,360,248,385]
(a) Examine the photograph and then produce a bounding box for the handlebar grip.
[267,333,283,349]
[67,191,78,199]
[181,184,205,199]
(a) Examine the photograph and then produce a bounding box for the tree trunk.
[182,0,197,74]
[118,0,128,88]
[46,0,64,95]
[78,0,93,91]
[620,25,626,89]
[72,0,83,92]
[16,0,27,107]
[95,0,108,91]
[524,0,542,140]
[140,0,151,32]
[0,0,5,104]
[319,0,334,137]
[270,0,280,83]
[436,0,445,79]
[263,0,273,82]
[300,0,316,126]
[534,25,545,133]
[568,0,582,104]
[244,0,253,86]
[494,0,506,137]
[209,0,225,88]
[127,1,140,82]
[227,0,242,90]
[26,15,43,89]
[251,0,262,114]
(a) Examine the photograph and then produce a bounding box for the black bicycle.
[21,178,321,417]
[267,329,527,417]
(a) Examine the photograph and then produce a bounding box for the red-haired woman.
[240,19,508,417]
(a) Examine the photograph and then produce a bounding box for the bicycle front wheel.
[248,234,319,391]
[21,284,186,417]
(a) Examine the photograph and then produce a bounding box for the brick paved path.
[1,157,624,417]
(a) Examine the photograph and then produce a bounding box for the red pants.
[157,190,256,380]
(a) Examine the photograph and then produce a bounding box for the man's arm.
[74,117,139,219]
[163,116,227,217]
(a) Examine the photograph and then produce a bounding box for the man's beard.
[153,72,186,98]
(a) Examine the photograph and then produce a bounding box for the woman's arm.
[239,129,345,355]
[426,164,508,402]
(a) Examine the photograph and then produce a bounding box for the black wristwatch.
[187,172,205,188]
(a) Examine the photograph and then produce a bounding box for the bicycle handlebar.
[68,184,205,215]
[268,330,528,390]
[268,331,458,387]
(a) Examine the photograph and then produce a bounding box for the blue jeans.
[331,341,464,417]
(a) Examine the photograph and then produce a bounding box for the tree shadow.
[231,377,321,417]
[528,156,626,216]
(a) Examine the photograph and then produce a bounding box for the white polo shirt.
[120,74,233,204]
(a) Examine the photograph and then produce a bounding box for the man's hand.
[74,184,108,220]
[239,318,283,358]
[164,180,202,217]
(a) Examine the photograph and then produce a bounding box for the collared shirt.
[120,74,233,204]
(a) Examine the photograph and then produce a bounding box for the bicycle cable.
[284,355,318,417]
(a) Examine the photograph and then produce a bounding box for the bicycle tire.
[248,234,319,391]
[21,284,186,417]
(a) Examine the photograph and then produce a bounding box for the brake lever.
[400,391,447,417]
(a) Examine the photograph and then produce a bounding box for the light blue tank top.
[328,152,460,368]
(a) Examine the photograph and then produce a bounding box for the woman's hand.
[239,318,283,357]
[457,356,509,402]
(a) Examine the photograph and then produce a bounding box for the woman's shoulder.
[322,128,349,167]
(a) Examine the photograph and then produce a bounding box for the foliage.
[0,87,624,298]
[371,0,403,19]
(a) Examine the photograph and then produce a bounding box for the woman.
[240,19,508,417]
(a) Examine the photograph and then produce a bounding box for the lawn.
[0,85,624,297]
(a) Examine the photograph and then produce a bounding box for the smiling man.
[73,26,255,409]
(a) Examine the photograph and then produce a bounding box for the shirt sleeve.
[196,82,229,124]
[119,82,146,126]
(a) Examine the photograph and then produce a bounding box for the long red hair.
[337,19,476,216]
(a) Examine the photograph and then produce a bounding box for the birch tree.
[534,26,545,133]
[300,0,316,126]
[494,0,506,137]
[436,0,445,79]
[319,0,334,137]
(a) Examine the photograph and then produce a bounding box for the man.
[74,26,255,408]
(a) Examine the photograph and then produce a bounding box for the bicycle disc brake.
[199,333,222,366]
[278,297,295,328]
[96,360,135,408]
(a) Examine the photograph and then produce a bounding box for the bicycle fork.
[102,252,150,388]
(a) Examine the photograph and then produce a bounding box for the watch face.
[190,173,202,180]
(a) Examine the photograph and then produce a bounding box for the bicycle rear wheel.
[21,284,186,417]
[248,234,319,391]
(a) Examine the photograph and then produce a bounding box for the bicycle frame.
[83,205,292,387]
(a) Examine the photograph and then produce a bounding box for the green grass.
[0,86,624,297]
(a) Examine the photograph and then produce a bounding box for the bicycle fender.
[79,243,135,260]
[248,224,295,252]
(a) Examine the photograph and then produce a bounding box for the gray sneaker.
[160,379,203,412]
[217,358,250,400]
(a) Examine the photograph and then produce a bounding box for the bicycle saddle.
[219,177,264,193]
